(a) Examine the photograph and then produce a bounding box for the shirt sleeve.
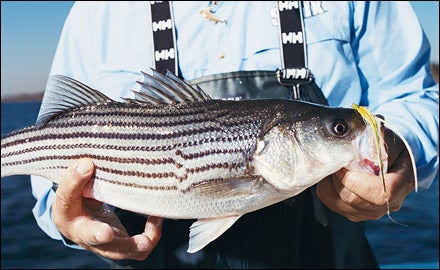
[30,2,93,249]
[30,176,83,249]
[352,2,439,189]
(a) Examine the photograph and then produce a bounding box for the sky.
[1,1,439,99]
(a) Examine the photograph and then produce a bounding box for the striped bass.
[1,70,388,253]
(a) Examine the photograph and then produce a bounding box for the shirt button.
[218,53,225,59]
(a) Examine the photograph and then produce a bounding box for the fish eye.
[329,118,350,137]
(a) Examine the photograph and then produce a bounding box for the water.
[1,101,439,269]
[1,102,108,269]
[365,174,439,268]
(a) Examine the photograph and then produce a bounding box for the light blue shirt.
[31,1,439,248]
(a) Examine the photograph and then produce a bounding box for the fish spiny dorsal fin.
[163,70,212,101]
[36,75,114,127]
[135,69,211,105]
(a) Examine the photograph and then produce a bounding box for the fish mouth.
[361,159,380,175]
[345,157,383,176]
[344,120,388,175]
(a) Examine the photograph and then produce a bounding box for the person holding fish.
[26,1,438,269]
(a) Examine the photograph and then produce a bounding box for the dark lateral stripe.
[95,174,244,194]
[2,105,259,139]
[2,132,257,160]
[97,165,178,179]
[65,104,256,119]
[185,162,244,174]
[1,143,173,158]
[4,151,245,172]
[1,126,227,148]
[3,118,257,148]
[31,165,234,194]
[6,153,245,182]
[44,112,258,131]
[69,104,209,118]
[2,154,178,167]
[78,106,212,117]
[30,164,182,192]
[43,115,218,129]
[1,139,192,158]
[96,175,179,191]
[32,165,68,172]
[176,147,247,160]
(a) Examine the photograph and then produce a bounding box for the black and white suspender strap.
[150,1,178,75]
[150,1,314,100]
[276,1,314,100]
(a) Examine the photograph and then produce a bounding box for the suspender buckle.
[276,67,313,85]
[276,68,314,100]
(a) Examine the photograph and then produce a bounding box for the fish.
[1,70,388,253]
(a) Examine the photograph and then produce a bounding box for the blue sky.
[1,1,439,99]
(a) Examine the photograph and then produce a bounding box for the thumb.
[55,158,95,214]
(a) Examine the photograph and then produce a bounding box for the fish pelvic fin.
[187,215,242,253]
[36,75,114,127]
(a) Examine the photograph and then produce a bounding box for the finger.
[88,235,154,261]
[330,174,382,211]
[87,217,163,261]
[74,218,115,246]
[316,176,337,205]
[335,168,388,206]
[53,159,95,234]
[143,216,163,245]
[317,177,386,221]
[55,159,95,214]
[377,152,415,212]
[387,149,415,191]
[316,177,359,215]
[331,201,384,222]
[83,199,130,236]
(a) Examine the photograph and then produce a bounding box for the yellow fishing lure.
[352,104,418,225]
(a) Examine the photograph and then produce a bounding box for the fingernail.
[75,159,92,176]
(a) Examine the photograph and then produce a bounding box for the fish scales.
[1,99,279,217]
[1,70,388,253]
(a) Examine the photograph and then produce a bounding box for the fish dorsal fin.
[136,69,211,105]
[36,75,113,127]
[187,215,242,253]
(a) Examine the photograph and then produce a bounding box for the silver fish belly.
[1,70,384,253]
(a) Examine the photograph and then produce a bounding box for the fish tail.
[1,126,64,181]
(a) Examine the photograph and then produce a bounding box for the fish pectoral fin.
[187,215,242,253]
[191,176,262,199]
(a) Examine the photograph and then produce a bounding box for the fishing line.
[352,104,417,227]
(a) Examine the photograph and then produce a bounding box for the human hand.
[316,128,415,222]
[52,158,163,261]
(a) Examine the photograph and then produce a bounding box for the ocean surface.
[1,101,439,269]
